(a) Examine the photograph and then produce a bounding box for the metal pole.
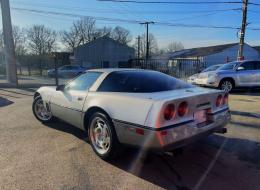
[146,23,149,60]
[54,53,59,86]
[137,35,140,61]
[238,0,248,60]
[140,21,154,61]
[1,0,18,86]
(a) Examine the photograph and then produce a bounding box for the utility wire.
[10,1,241,14]
[11,7,260,31]
[97,0,260,6]
[97,0,242,4]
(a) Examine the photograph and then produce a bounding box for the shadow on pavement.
[229,120,260,129]
[109,135,260,190]
[43,120,88,142]
[0,97,14,107]
[230,110,260,119]
[230,88,260,96]
[42,120,260,190]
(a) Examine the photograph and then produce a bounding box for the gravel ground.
[0,88,260,190]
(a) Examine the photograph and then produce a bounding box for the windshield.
[98,70,193,93]
[218,62,239,70]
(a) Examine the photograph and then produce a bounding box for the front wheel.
[219,80,234,92]
[88,112,121,160]
[32,96,54,123]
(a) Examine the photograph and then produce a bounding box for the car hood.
[189,73,199,78]
[197,71,216,78]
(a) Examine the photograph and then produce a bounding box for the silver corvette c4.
[32,69,231,160]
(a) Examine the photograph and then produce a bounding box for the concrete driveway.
[0,88,260,190]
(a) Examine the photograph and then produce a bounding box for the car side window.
[65,72,102,91]
[240,62,255,70]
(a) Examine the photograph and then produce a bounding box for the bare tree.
[165,41,184,53]
[0,31,3,50]
[74,17,97,44]
[134,33,158,58]
[60,29,80,52]
[0,26,27,56]
[60,17,99,51]
[96,26,113,38]
[12,26,27,56]
[27,25,56,75]
[27,25,56,55]
[111,26,132,45]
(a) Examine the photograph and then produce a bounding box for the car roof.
[87,68,144,74]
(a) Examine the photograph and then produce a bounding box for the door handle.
[77,97,84,101]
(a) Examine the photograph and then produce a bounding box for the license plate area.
[194,109,212,128]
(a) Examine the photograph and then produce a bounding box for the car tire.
[32,96,54,123]
[219,79,234,92]
[88,112,121,160]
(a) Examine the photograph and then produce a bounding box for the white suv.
[194,60,260,92]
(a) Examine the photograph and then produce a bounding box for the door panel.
[237,61,257,86]
[50,72,102,129]
[51,90,87,128]
[237,70,256,86]
[255,61,260,86]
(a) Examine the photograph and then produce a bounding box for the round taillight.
[216,95,222,107]
[164,104,175,120]
[223,94,229,105]
[178,102,188,117]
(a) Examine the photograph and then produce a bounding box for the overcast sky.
[1,0,260,49]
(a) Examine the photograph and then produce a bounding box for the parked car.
[187,64,223,84]
[32,69,230,160]
[194,60,260,92]
[47,65,86,78]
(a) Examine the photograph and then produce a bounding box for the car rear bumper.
[113,108,230,151]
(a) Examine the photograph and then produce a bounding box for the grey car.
[187,64,223,84]
[194,60,260,92]
[47,65,86,78]
[32,69,230,160]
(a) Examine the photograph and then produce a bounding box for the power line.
[97,0,260,7]
[11,7,260,31]
[97,0,242,4]
[10,1,242,15]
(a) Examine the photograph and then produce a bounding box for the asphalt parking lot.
[0,88,260,190]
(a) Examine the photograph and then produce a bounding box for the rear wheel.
[219,79,234,92]
[88,112,121,160]
[32,96,54,123]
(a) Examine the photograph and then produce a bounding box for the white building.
[154,43,260,67]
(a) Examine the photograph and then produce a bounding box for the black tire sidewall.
[32,96,53,123]
[88,112,120,160]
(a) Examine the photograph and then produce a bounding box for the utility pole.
[238,0,248,60]
[1,0,18,86]
[136,35,140,61]
[140,21,154,60]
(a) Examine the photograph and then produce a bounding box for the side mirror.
[237,66,245,71]
[56,84,65,91]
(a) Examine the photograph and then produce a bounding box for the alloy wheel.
[34,98,52,121]
[89,117,111,155]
